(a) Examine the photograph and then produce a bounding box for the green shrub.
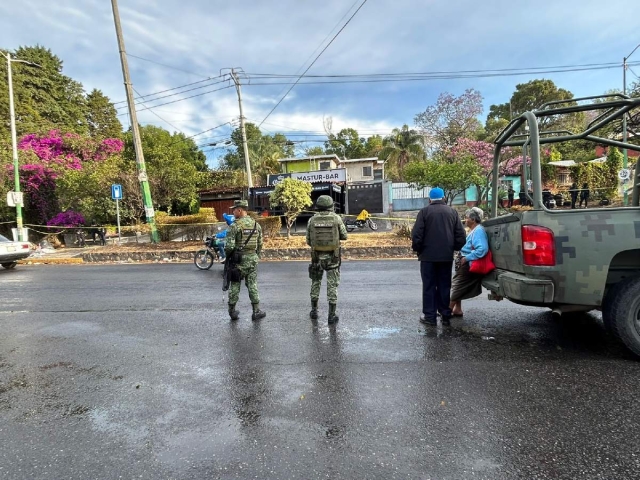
[155,208,218,241]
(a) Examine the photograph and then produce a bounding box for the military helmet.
[316,195,334,210]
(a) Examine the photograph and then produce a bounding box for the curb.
[18,246,415,265]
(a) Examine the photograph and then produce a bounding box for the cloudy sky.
[1,0,639,166]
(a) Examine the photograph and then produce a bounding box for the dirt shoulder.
[94,232,410,253]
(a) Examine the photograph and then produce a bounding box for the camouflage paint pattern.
[307,210,348,304]
[228,253,260,305]
[484,207,640,307]
[310,257,341,303]
[225,215,263,305]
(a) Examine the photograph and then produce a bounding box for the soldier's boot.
[228,304,239,321]
[310,299,319,320]
[328,303,339,325]
[251,303,266,321]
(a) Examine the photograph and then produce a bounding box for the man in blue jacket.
[411,187,466,326]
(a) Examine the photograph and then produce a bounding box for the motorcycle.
[343,209,378,232]
[194,236,221,270]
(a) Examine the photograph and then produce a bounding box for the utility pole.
[6,53,23,241]
[110,0,159,243]
[3,52,40,242]
[230,69,253,190]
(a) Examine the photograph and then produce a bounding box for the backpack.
[309,214,340,252]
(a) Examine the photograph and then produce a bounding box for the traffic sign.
[111,184,123,200]
[618,169,631,181]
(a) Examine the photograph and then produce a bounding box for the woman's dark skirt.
[450,262,483,302]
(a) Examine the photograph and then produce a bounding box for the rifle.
[222,258,230,291]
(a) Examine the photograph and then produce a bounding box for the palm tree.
[380,125,425,181]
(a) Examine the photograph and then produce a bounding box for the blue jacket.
[460,226,489,265]
[215,213,236,239]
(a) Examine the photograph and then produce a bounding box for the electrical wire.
[117,84,234,116]
[247,63,640,86]
[116,77,230,111]
[113,76,225,106]
[127,53,213,79]
[247,61,638,79]
[132,87,185,133]
[258,0,369,127]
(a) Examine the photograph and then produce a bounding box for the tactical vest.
[309,214,340,252]
[237,219,258,252]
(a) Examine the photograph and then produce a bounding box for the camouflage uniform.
[306,201,348,323]
[225,209,264,320]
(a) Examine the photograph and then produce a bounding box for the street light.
[622,43,640,206]
[1,51,41,241]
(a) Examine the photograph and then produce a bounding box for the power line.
[113,76,225,106]
[117,84,234,116]
[249,62,640,86]
[116,77,229,110]
[264,0,362,108]
[127,53,213,79]
[258,0,369,127]
[132,87,184,133]
[247,61,637,79]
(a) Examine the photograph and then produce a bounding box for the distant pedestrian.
[569,183,579,209]
[89,219,106,246]
[224,200,266,321]
[579,183,590,208]
[411,187,466,326]
[306,195,348,324]
[519,188,526,206]
[507,187,515,208]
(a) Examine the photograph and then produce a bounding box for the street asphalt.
[1,261,639,479]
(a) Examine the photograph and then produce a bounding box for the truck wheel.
[605,277,640,356]
[2,262,17,269]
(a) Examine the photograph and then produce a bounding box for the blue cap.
[429,187,445,200]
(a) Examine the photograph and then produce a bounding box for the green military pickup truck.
[483,95,640,356]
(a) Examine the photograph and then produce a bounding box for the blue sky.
[1,0,639,167]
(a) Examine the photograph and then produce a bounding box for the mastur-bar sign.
[292,168,346,183]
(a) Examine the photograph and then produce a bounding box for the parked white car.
[0,234,33,269]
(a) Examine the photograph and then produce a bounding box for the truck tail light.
[522,225,556,266]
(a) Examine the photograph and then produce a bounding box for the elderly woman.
[449,208,489,317]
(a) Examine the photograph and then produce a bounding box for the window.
[373,169,383,180]
[319,161,331,170]
[362,166,372,177]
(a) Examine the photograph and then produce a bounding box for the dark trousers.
[420,261,453,321]
[508,196,514,207]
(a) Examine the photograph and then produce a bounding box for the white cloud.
[1,0,639,151]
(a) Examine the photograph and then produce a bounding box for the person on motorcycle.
[306,195,348,324]
[213,213,235,263]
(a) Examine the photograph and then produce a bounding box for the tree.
[304,145,325,156]
[364,135,384,157]
[0,45,88,140]
[379,125,425,181]
[486,79,580,130]
[14,130,124,224]
[122,125,199,215]
[448,138,524,204]
[404,156,483,205]
[269,178,312,238]
[324,128,368,159]
[414,89,484,153]
[86,89,122,140]
[221,123,294,183]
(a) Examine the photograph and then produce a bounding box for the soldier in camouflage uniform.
[306,195,348,324]
[224,200,266,321]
